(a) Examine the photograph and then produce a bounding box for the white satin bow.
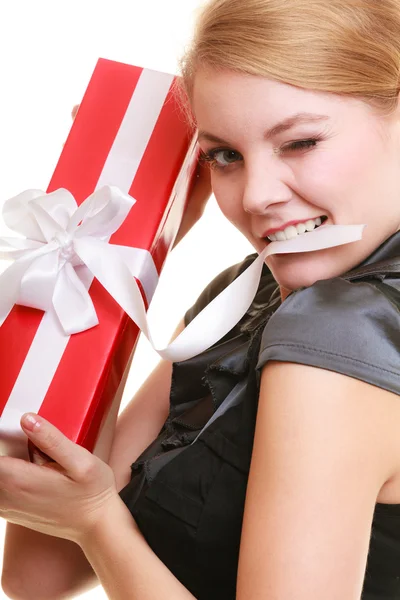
[0,186,158,335]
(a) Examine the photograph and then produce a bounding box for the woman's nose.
[242,161,292,215]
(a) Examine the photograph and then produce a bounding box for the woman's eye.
[284,138,319,152]
[200,138,319,170]
[201,148,242,169]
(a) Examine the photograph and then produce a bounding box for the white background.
[0,1,252,598]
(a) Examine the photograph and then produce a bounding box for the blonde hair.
[178,0,400,119]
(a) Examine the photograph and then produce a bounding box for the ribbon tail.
[74,237,267,362]
[112,244,159,305]
[74,238,151,334]
[73,223,367,362]
[150,249,268,361]
[52,263,99,335]
[264,223,366,256]
[159,224,367,360]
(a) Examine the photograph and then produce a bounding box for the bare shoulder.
[263,361,398,446]
[253,361,400,500]
[236,361,400,599]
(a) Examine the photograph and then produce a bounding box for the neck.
[280,286,292,302]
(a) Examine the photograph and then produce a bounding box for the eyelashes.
[285,139,320,152]
[200,149,241,169]
[200,137,322,171]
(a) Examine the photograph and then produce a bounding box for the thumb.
[20,413,89,478]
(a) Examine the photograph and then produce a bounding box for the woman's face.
[192,69,400,291]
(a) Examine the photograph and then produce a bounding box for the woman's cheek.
[212,175,244,221]
[293,154,343,205]
[215,195,245,230]
[211,178,231,216]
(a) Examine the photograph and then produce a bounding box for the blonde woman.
[1,1,400,599]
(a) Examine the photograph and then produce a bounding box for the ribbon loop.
[69,186,135,238]
[18,250,59,312]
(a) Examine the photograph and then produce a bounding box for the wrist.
[79,492,138,552]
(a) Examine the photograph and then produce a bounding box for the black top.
[120,231,400,600]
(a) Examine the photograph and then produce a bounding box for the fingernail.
[22,413,41,432]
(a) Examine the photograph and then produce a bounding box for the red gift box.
[0,58,198,458]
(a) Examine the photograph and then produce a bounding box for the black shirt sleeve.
[256,277,400,395]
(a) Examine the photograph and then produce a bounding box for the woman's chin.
[266,248,356,292]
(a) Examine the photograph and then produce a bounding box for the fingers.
[20,413,92,480]
[28,440,56,467]
[71,104,80,120]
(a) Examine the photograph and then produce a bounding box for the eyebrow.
[197,112,330,145]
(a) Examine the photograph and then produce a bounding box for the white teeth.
[283,225,298,240]
[296,222,307,234]
[305,220,316,232]
[267,217,325,242]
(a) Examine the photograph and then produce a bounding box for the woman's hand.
[0,413,118,546]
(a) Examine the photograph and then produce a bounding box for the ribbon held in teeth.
[0,186,367,362]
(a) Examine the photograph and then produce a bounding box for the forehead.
[192,68,373,136]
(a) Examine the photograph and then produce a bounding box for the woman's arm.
[237,361,400,599]
[1,320,185,600]
[80,494,196,600]
[5,355,397,599]
[26,360,399,600]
